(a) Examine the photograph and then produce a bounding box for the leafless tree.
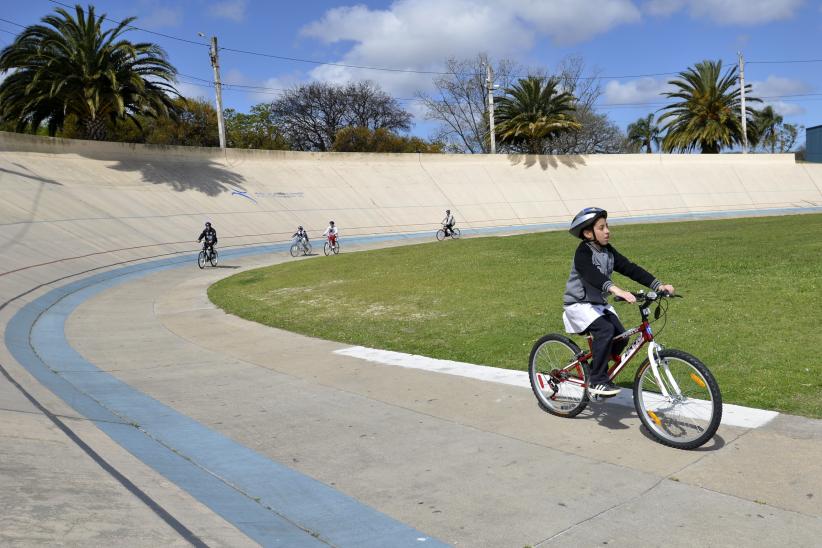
[271,81,411,151]
[416,54,521,153]
[542,56,627,154]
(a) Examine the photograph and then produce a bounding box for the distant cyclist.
[441,209,456,237]
[323,220,339,244]
[197,222,217,255]
[293,225,310,249]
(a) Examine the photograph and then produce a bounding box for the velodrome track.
[3,131,822,546]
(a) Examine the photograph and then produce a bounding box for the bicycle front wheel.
[290,243,300,257]
[436,229,446,241]
[634,349,722,450]
[209,249,218,267]
[197,250,206,269]
[323,242,331,256]
[528,334,589,417]
[451,227,461,239]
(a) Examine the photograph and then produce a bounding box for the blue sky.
[2,0,821,144]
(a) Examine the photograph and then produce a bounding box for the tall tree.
[224,104,290,150]
[494,77,581,155]
[416,54,521,153]
[542,56,626,154]
[658,60,759,153]
[627,113,661,153]
[0,4,178,140]
[752,106,783,153]
[271,81,411,151]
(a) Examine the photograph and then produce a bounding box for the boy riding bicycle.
[323,220,338,245]
[197,222,217,255]
[441,209,456,237]
[293,225,310,249]
[563,207,674,397]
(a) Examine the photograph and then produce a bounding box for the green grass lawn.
[209,214,822,418]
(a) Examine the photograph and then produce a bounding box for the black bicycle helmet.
[205,221,211,227]
[569,207,607,239]
[298,225,303,230]
[329,220,335,225]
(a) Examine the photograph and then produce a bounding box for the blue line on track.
[6,252,448,547]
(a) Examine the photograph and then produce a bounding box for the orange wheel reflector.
[690,373,706,388]
[647,410,662,426]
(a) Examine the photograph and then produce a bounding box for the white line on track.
[333,346,778,429]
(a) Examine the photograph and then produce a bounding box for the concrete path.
[3,237,821,546]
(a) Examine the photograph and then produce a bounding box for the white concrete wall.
[2,131,821,293]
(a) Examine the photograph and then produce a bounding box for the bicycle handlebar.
[614,290,682,303]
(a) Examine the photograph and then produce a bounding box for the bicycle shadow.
[575,399,728,452]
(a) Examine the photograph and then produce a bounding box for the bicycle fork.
[646,341,681,399]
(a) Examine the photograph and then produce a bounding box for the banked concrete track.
[2,131,822,547]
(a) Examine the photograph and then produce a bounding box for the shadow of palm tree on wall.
[506,154,587,170]
[104,155,247,196]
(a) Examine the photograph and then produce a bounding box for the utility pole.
[738,51,747,154]
[208,35,227,149]
[486,63,496,154]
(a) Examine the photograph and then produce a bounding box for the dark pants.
[444,223,454,236]
[587,311,628,385]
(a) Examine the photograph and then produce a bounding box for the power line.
[0,17,27,29]
[45,0,207,47]
[749,59,822,65]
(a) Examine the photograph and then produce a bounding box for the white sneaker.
[589,382,620,397]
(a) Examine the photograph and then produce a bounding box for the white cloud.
[644,0,684,16]
[643,0,804,24]
[750,75,810,98]
[504,0,641,45]
[749,75,810,117]
[208,0,247,22]
[176,81,211,101]
[603,77,674,105]
[300,0,641,98]
[763,101,805,116]
[140,6,183,28]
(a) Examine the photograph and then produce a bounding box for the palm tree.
[494,76,581,155]
[0,4,178,140]
[658,60,759,153]
[626,113,661,153]
[752,106,783,153]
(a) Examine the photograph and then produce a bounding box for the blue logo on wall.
[230,188,258,204]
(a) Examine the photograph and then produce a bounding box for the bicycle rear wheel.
[290,243,300,257]
[303,242,312,255]
[436,229,446,241]
[332,241,340,254]
[209,249,218,267]
[197,250,206,269]
[451,227,461,239]
[634,349,722,450]
[528,334,589,417]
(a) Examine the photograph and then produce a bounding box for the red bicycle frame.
[539,297,659,393]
